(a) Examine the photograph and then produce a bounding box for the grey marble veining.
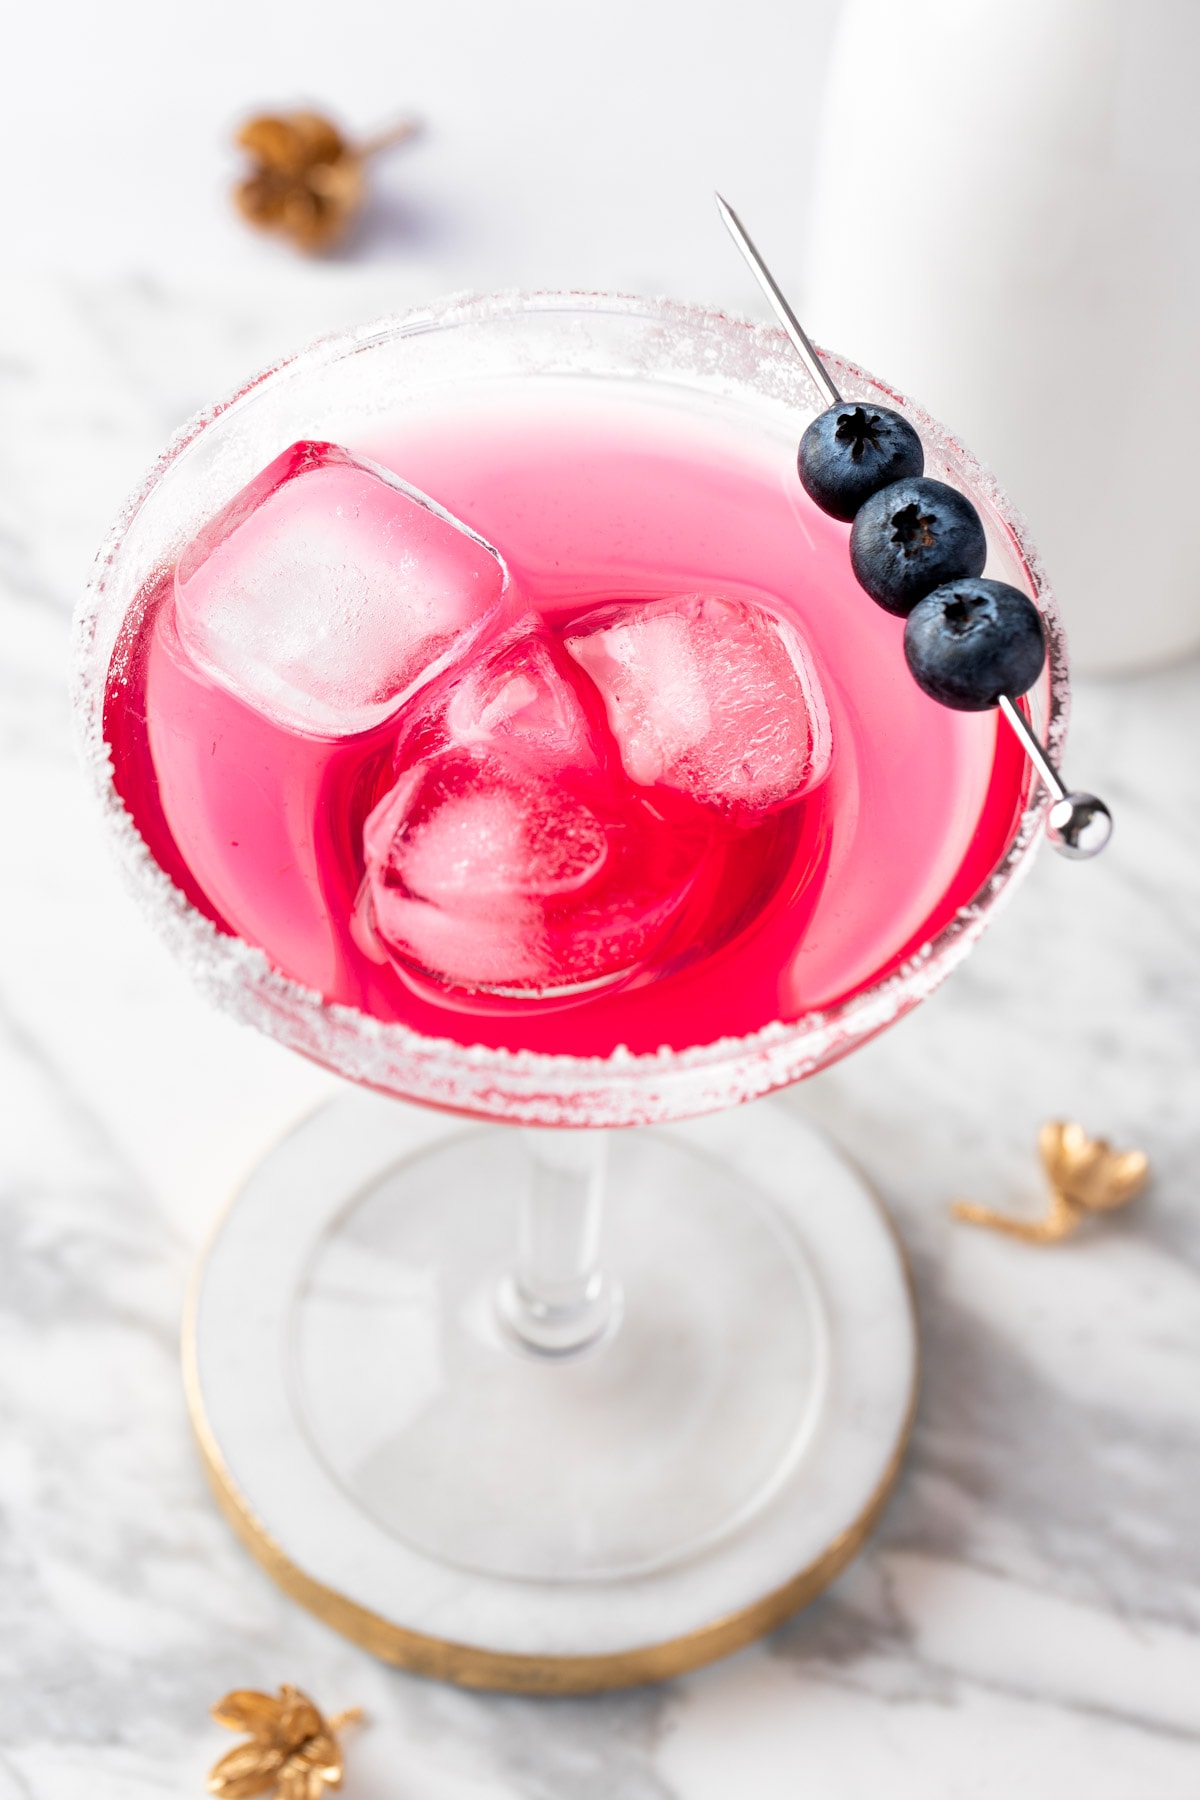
[2,275,1200,1795]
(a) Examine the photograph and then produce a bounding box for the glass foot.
[187,1091,916,1690]
[295,1128,827,1581]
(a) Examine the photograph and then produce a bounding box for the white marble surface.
[3,51,1200,1787]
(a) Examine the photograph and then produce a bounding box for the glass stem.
[497,1128,620,1355]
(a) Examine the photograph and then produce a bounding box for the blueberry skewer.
[714,193,1111,860]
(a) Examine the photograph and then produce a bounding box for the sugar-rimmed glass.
[74,293,1066,1619]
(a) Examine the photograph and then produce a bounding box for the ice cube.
[356,754,625,993]
[443,623,601,771]
[174,440,508,737]
[375,766,609,909]
[565,594,833,819]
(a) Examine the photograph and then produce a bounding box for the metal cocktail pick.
[715,194,1112,860]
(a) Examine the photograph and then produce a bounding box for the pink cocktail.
[103,363,1034,1074]
[76,294,1065,1687]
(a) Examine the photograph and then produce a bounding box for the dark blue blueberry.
[904,578,1046,711]
[849,477,987,615]
[797,403,924,521]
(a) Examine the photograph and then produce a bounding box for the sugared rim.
[72,289,1068,1127]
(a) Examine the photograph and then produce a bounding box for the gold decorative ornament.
[207,1685,362,1798]
[233,110,420,252]
[953,1120,1150,1244]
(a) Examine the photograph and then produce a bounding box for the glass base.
[186,1091,916,1689]
[295,1129,827,1581]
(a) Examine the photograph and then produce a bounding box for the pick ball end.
[1047,792,1112,859]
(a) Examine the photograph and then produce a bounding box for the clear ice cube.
[565,594,833,819]
[174,441,508,737]
[354,627,708,996]
[443,622,600,771]
[358,757,614,991]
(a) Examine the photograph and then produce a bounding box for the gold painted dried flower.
[953,1120,1150,1244]
[233,109,419,253]
[207,1685,362,1798]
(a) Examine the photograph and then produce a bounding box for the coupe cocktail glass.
[76,293,1065,1687]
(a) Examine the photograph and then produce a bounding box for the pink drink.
[104,377,1027,1060]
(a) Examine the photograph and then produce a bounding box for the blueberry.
[904,579,1046,711]
[849,477,987,615]
[798,403,924,521]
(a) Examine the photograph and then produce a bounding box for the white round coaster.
[185,1092,917,1693]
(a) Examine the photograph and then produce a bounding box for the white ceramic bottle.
[804,0,1200,673]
